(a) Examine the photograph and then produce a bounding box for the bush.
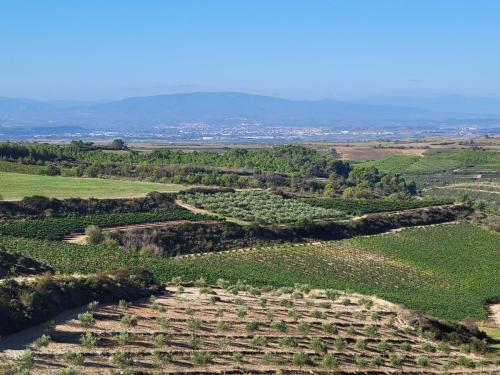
[63,352,84,366]
[191,351,212,366]
[112,351,134,368]
[310,337,327,354]
[85,225,104,245]
[233,351,244,364]
[153,333,170,347]
[372,355,384,367]
[334,337,345,351]
[416,356,430,367]
[120,314,138,328]
[322,322,337,334]
[116,331,135,345]
[389,353,405,367]
[33,334,52,348]
[279,336,298,348]
[152,350,173,367]
[245,321,259,333]
[80,332,100,348]
[297,321,310,335]
[322,353,339,369]
[292,352,313,368]
[251,336,268,347]
[270,320,287,333]
[77,312,95,328]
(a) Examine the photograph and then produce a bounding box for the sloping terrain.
[1,286,497,374]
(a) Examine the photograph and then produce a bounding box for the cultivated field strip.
[24,286,498,374]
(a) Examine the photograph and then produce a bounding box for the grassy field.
[1,223,498,321]
[356,150,500,174]
[0,172,187,200]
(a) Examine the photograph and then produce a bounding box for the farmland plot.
[3,286,497,374]
[178,191,346,224]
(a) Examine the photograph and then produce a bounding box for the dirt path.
[175,199,251,225]
[64,219,220,243]
[488,303,500,327]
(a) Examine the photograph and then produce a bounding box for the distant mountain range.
[1,92,500,131]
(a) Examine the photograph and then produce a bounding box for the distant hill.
[1,92,500,130]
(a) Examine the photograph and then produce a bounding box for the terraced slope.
[2,286,497,374]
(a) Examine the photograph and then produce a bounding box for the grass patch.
[0,172,186,200]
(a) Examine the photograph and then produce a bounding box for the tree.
[85,225,104,245]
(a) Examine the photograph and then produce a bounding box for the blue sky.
[1,0,499,100]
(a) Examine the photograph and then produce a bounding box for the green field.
[0,172,187,200]
[1,223,497,321]
[356,149,500,174]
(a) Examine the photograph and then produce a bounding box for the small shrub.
[355,339,367,350]
[17,349,34,371]
[322,322,338,334]
[389,353,405,367]
[310,337,327,354]
[325,289,339,300]
[245,321,260,333]
[355,355,368,368]
[152,350,172,366]
[171,276,182,285]
[189,335,203,349]
[297,321,310,335]
[251,335,268,347]
[322,353,339,369]
[116,331,135,346]
[437,342,451,354]
[377,340,393,352]
[364,324,378,336]
[33,334,52,348]
[194,277,207,287]
[87,300,99,312]
[280,298,293,308]
[278,336,298,348]
[216,320,231,332]
[233,351,244,364]
[155,316,171,329]
[154,333,170,347]
[456,356,475,368]
[120,314,138,328]
[259,297,267,307]
[372,354,384,367]
[416,356,430,367]
[118,299,131,309]
[266,308,276,321]
[77,312,95,328]
[79,332,99,348]
[334,337,346,351]
[287,308,300,321]
[341,298,351,306]
[152,302,166,313]
[187,318,202,331]
[400,342,412,351]
[459,343,471,354]
[293,352,313,368]
[318,301,331,309]
[422,342,436,352]
[346,325,356,335]
[353,311,366,320]
[86,225,104,245]
[271,320,287,333]
[191,351,212,366]
[311,309,326,319]
[63,352,84,366]
[111,351,133,368]
[236,307,247,318]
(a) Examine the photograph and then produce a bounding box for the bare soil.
[1,286,497,374]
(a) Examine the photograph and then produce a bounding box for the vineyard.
[178,191,346,224]
[301,197,452,215]
[0,209,210,240]
[0,223,498,321]
[2,285,496,374]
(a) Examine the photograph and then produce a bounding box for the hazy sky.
[1,0,500,100]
